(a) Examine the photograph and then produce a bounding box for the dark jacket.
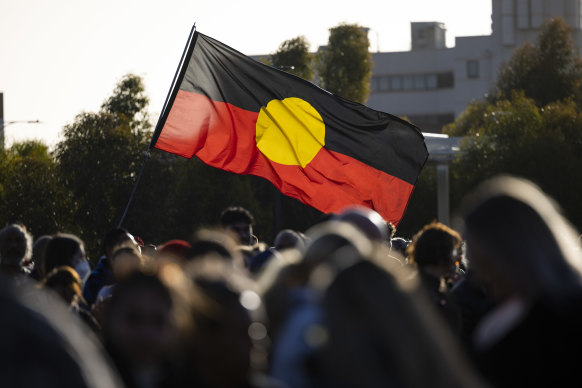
[82,256,113,307]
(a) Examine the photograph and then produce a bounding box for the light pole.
[0,119,42,149]
[424,133,462,226]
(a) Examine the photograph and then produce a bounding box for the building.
[367,0,582,133]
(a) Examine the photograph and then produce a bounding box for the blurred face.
[71,245,92,282]
[227,222,253,246]
[0,226,28,265]
[441,253,460,279]
[465,233,516,301]
[191,303,252,386]
[71,245,86,266]
[107,286,175,366]
[112,252,143,280]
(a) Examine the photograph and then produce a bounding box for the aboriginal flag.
[152,31,428,226]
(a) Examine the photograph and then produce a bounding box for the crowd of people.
[2,174,582,387]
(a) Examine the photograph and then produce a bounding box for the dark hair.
[43,234,84,279]
[33,235,53,264]
[457,175,582,302]
[101,227,132,257]
[407,222,461,267]
[107,271,173,315]
[220,206,254,226]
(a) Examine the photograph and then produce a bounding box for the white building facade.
[367,0,582,133]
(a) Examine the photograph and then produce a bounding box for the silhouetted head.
[407,222,462,278]
[220,206,256,246]
[334,205,389,243]
[31,235,53,272]
[457,175,582,303]
[101,227,139,259]
[273,229,305,252]
[43,233,87,281]
[0,224,33,267]
[43,266,85,306]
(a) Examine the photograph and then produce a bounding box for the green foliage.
[0,140,72,236]
[54,110,150,256]
[494,18,582,107]
[271,36,314,81]
[446,17,582,231]
[52,74,153,257]
[317,23,372,103]
[101,74,150,129]
[450,92,582,227]
[443,99,491,137]
[143,156,271,241]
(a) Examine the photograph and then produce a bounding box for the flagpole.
[117,23,198,228]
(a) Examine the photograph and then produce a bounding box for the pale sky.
[0,0,492,148]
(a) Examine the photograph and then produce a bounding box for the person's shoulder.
[96,284,114,302]
[87,256,111,277]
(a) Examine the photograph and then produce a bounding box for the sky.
[0,0,492,148]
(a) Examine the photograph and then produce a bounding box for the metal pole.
[436,163,450,226]
[0,93,3,149]
[273,188,281,234]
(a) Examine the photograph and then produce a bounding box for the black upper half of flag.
[172,31,428,185]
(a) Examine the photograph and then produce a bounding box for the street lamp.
[0,119,42,149]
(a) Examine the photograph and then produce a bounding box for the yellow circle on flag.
[256,97,325,168]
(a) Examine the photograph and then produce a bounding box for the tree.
[317,23,372,103]
[101,74,150,129]
[270,36,314,81]
[494,17,582,107]
[0,140,72,236]
[444,17,582,230]
[53,74,153,257]
[449,91,582,228]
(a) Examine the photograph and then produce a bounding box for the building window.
[371,76,380,92]
[426,74,437,89]
[370,71,454,93]
[467,60,480,79]
[390,75,402,90]
[379,76,390,91]
[403,75,414,90]
[437,72,454,88]
[517,0,530,29]
[414,74,425,89]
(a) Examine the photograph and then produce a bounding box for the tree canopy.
[317,23,373,104]
[0,140,71,237]
[270,36,314,81]
[443,17,582,230]
[494,17,582,107]
[53,74,153,254]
